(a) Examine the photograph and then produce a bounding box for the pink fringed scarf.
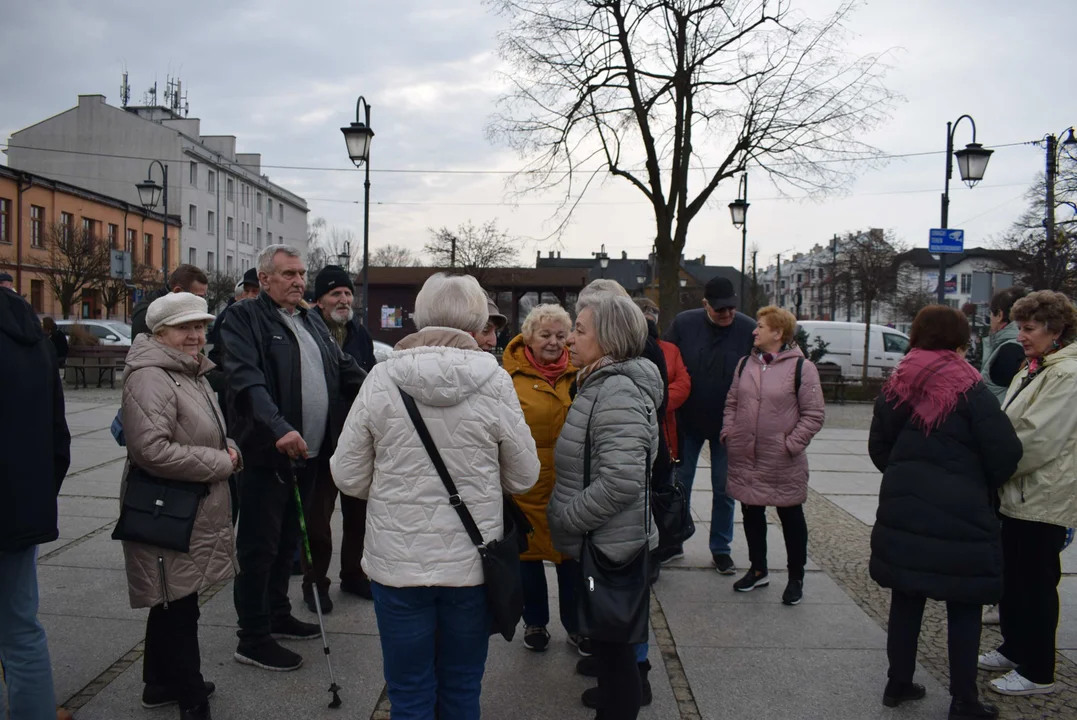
[882,349,983,434]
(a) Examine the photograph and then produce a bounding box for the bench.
[816,362,846,405]
[67,345,129,389]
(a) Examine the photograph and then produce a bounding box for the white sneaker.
[982,604,1000,625]
[977,649,1017,671]
[989,669,1055,696]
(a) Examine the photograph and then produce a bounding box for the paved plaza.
[23,389,1077,719]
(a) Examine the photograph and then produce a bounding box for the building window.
[61,212,73,241]
[208,170,216,192]
[226,217,234,239]
[30,206,44,247]
[144,233,153,267]
[0,198,10,243]
[207,251,215,271]
[30,280,44,313]
[226,254,234,273]
[107,223,118,248]
[279,204,283,222]
[188,204,197,229]
[266,199,272,219]
[208,210,215,235]
[189,161,198,187]
[126,228,137,258]
[189,248,197,265]
[257,192,263,213]
[960,273,972,294]
[267,231,272,244]
[227,178,234,203]
[256,227,262,248]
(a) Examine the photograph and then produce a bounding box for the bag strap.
[398,388,488,552]
[795,357,804,396]
[736,355,749,379]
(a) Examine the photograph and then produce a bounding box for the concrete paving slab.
[809,454,880,473]
[680,647,952,720]
[663,600,887,649]
[74,625,384,720]
[827,494,880,526]
[64,411,120,437]
[816,428,870,441]
[1063,547,1077,576]
[807,439,866,455]
[59,480,122,499]
[41,531,126,571]
[67,447,125,475]
[1058,577,1077,650]
[1065,650,1077,666]
[58,496,121,519]
[809,471,882,496]
[36,565,144,623]
[657,569,853,606]
[40,613,146,706]
[39,537,78,556]
[64,463,126,485]
[57,515,115,540]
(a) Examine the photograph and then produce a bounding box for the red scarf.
[882,349,983,434]
[525,346,569,386]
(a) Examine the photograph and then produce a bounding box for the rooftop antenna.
[120,70,131,108]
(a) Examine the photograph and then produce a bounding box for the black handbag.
[112,465,209,553]
[651,466,695,547]
[576,397,652,645]
[398,389,527,642]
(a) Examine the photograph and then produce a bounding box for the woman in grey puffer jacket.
[549,292,661,720]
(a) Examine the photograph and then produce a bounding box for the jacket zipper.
[157,556,170,609]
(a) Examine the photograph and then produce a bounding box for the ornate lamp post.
[341,96,375,325]
[937,115,993,303]
[728,173,749,302]
[135,160,169,283]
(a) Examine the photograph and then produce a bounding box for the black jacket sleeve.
[989,343,1025,390]
[868,394,904,472]
[220,305,295,442]
[966,383,1023,490]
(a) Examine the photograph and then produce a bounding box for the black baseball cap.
[704,277,737,309]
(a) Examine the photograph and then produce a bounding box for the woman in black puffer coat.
[868,306,1022,720]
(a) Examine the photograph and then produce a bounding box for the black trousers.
[998,515,1066,684]
[300,455,368,591]
[887,589,980,701]
[234,462,315,642]
[741,503,807,579]
[143,593,207,709]
[594,639,642,720]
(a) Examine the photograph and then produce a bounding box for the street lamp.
[679,277,687,288]
[136,160,170,283]
[595,244,609,277]
[337,241,352,270]
[728,173,749,302]
[1043,127,1076,246]
[341,96,375,327]
[937,115,993,303]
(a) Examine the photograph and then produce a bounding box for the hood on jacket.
[125,333,215,377]
[588,356,664,410]
[386,327,501,408]
[1041,341,1077,368]
[0,288,45,347]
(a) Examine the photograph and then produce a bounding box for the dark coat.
[50,328,69,368]
[130,286,169,337]
[0,288,71,551]
[315,308,376,373]
[664,308,755,441]
[219,292,366,467]
[868,382,1022,604]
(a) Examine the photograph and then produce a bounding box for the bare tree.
[369,244,422,267]
[424,220,520,283]
[43,222,112,319]
[204,270,241,313]
[834,229,903,383]
[307,223,358,280]
[488,0,895,314]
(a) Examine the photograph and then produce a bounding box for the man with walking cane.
[220,245,365,673]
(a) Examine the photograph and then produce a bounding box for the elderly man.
[221,245,366,672]
[298,265,376,609]
[131,265,209,336]
[0,272,13,289]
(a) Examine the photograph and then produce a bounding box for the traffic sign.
[110,250,132,280]
[929,228,964,253]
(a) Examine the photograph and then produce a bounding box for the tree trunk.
[655,224,683,331]
[861,297,872,384]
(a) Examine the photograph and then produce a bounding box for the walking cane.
[290,459,343,709]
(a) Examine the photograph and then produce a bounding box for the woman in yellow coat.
[503,303,588,655]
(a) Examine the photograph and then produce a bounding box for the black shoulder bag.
[577,393,652,645]
[398,388,530,642]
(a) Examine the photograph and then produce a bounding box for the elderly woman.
[722,307,825,605]
[331,273,540,720]
[549,293,661,720]
[979,291,1077,699]
[502,304,583,653]
[870,306,1021,719]
[120,292,241,720]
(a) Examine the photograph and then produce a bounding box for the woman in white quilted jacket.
[331,273,540,720]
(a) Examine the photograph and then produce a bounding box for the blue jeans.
[679,434,734,556]
[0,547,57,720]
[520,559,579,635]
[636,642,648,663]
[371,582,490,720]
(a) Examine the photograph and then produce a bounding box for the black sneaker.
[180,703,212,720]
[234,638,303,672]
[712,553,736,575]
[340,576,373,600]
[576,655,599,677]
[302,584,333,614]
[523,625,550,652]
[568,634,593,657]
[782,578,804,605]
[733,569,769,592]
[653,545,685,565]
[581,661,653,708]
[949,698,999,720]
[141,681,216,709]
[271,614,321,640]
[883,680,926,708]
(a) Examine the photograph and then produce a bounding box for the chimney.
[548,251,554,258]
[557,251,561,259]
[622,251,627,260]
[537,250,541,262]
[700,254,706,265]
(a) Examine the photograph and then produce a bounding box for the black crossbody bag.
[577,393,653,644]
[398,389,531,642]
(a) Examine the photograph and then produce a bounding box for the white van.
[797,321,909,379]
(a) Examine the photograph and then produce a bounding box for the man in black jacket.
[0,286,71,717]
[131,264,209,336]
[664,277,755,574]
[300,265,376,610]
[221,245,365,672]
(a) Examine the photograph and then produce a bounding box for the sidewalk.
[33,392,1074,719]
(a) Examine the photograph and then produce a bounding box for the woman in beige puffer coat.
[120,292,240,720]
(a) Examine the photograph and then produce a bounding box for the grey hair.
[413,273,489,333]
[576,293,648,361]
[576,279,629,309]
[522,303,572,342]
[257,244,302,275]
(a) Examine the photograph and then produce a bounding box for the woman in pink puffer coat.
[720,306,825,605]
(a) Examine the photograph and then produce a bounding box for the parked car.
[54,320,133,347]
[372,340,393,364]
[797,321,909,379]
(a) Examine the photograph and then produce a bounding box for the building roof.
[896,247,1020,269]
[366,265,594,289]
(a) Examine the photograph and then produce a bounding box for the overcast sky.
[1,0,1072,274]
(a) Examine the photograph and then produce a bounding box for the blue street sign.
[929,228,964,253]
[132,288,144,304]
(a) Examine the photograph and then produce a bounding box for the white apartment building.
[4,94,308,275]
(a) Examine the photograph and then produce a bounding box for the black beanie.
[314,265,355,300]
